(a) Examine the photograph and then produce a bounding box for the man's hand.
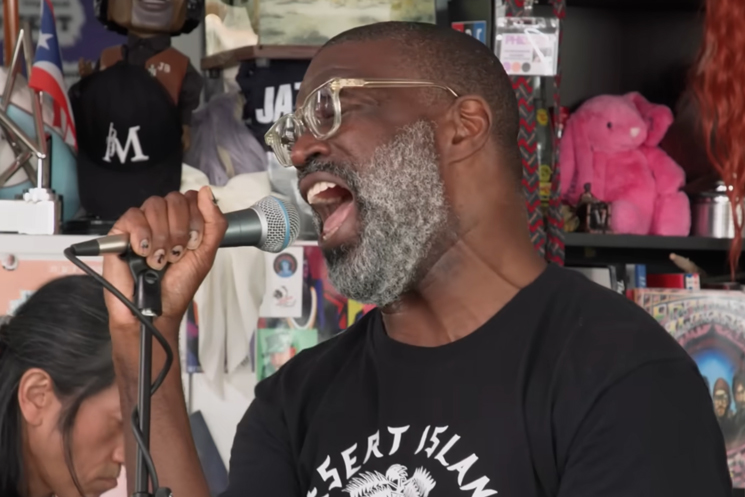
[102,187,220,496]
[102,187,227,338]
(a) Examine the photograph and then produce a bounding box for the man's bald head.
[322,21,521,173]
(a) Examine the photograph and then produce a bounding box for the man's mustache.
[297,159,347,179]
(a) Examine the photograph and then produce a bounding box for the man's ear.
[440,96,492,163]
[18,368,57,427]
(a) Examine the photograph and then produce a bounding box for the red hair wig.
[692,0,745,276]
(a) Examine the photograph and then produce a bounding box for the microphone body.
[70,196,300,257]
[221,208,263,248]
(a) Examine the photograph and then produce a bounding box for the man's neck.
[381,230,546,347]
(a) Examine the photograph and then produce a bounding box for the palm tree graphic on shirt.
[343,464,436,497]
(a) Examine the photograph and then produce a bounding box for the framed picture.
[257,0,436,45]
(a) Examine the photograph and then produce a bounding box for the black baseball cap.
[237,59,310,150]
[70,61,183,221]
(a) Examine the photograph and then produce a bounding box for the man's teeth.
[322,225,340,241]
[308,181,341,205]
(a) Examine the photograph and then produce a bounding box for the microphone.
[69,196,301,257]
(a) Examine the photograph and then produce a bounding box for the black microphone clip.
[125,251,166,317]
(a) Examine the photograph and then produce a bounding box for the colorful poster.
[185,301,201,373]
[633,288,745,488]
[258,245,374,340]
[0,0,125,86]
[256,327,318,381]
[252,245,375,375]
[184,244,375,377]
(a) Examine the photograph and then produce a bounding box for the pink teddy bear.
[559,92,691,236]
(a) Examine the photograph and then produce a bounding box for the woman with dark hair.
[0,275,124,497]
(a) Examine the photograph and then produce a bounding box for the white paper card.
[259,247,304,318]
[495,17,560,77]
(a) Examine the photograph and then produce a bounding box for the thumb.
[197,186,227,253]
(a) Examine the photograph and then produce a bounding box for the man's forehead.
[297,40,413,102]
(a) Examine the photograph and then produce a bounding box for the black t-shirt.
[223,264,731,497]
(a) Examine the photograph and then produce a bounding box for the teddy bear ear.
[624,92,674,147]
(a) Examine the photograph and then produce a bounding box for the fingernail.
[140,239,150,253]
[187,230,199,249]
[171,245,184,259]
[153,249,166,267]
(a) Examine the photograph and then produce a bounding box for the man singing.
[103,22,731,497]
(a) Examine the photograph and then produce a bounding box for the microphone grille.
[254,196,301,253]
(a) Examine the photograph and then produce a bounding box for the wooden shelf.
[566,0,702,10]
[565,233,739,252]
[200,45,320,71]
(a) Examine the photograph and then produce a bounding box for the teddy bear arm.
[643,146,686,194]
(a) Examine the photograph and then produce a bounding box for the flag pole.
[3,0,20,68]
[20,22,50,188]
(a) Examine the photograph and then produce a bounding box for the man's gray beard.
[303,121,452,307]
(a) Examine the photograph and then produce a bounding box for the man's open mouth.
[306,180,355,241]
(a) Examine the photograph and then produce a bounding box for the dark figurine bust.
[80,0,204,151]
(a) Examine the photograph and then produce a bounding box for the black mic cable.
[63,247,170,494]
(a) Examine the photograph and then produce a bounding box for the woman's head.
[0,275,123,497]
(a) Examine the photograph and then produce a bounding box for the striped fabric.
[505,0,566,264]
[546,0,567,265]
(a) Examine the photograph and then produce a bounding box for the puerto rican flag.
[28,0,77,149]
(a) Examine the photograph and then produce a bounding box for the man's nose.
[291,132,331,169]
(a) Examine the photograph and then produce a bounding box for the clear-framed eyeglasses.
[264,77,459,167]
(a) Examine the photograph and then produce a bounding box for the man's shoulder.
[538,265,693,392]
[255,310,378,401]
[528,267,704,453]
[546,265,681,344]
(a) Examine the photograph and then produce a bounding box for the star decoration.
[37,32,53,50]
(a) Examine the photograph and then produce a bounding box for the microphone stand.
[125,252,170,497]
